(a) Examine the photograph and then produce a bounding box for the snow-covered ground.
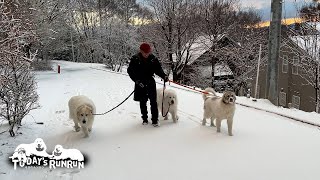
[1,61,320,180]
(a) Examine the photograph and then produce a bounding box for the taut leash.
[168,80,210,94]
[161,80,170,117]
[93,90,135,116]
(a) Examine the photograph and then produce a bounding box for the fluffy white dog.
[202,88,236,136]
[68,95,96,137]
[157,88,178,123]
[10,138,49,160]
[11,148,27,163]
[51,145,84,161]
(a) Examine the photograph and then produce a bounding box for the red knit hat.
[140,43,151,53]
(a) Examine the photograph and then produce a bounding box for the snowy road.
[1,61,320,180]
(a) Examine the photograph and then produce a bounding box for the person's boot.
[142,119,148,125]
[152,120,160,127]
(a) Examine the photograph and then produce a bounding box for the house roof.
[290,35,320,61]
[173,34,234,65]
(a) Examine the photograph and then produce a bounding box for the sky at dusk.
[240,0,312,20]
[138,0,314,21]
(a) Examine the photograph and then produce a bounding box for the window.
[292,95,300,109]
[292,56,299,75]
[279,92,287,106]
[282,55,288,73]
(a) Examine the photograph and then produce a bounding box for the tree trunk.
[316,64,320,113]
[173,71,179,82]
[316,88,319,113]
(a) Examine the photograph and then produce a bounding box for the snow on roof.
[173,35,225,65]
[306,22,320,32]
[290,35,320,61]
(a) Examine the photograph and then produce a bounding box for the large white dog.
[51,145,84,161]
[68,95,96,137]
[10,138,50,161]
[157,88,178,123]
[202,88,236,136]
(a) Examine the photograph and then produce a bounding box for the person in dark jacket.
[127,43,168,127]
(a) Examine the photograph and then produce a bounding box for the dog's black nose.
[171,100,174,104]
[82,120,86,124]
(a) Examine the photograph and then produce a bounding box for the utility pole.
[315,20,320,113]
[254,44,262,101]
[266,0,282,105]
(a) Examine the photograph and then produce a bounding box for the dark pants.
[139,85,158,123]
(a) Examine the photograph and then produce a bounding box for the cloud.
[240,0,270,9]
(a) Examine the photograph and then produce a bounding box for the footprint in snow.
[55,110,65,114]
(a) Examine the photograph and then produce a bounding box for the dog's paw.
[202,121,206,126]
[88,128,92,132]
[74,126,80,132]
[210,124,216,127]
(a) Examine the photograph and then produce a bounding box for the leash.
[168,80,209,94]
[161,80,170,117]
[93,90,135,116]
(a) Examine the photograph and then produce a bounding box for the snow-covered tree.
[0,0,39,136]
[300,0,320,22]
[60,0,139,70]
[140,0,201,81]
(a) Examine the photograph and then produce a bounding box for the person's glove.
[135,80,145,88]
[164,75,169,82]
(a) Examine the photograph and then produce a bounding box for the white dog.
[68,95,96,137]
[51,145,84,161]
[157,88,178,123]
[11,148,27,163]
[202,88,236,136]
[10,138,49,160]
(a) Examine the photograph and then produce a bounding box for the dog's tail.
[202,87,217,100]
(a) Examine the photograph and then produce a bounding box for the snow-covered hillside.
[1,61,320,180]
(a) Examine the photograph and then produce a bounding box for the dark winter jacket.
[127,53,167,101]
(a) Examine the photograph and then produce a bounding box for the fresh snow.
[1,61,320,180]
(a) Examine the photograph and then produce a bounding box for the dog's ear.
[88,106,93,112]
[76,105,85,116]
[85,106,93,115]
